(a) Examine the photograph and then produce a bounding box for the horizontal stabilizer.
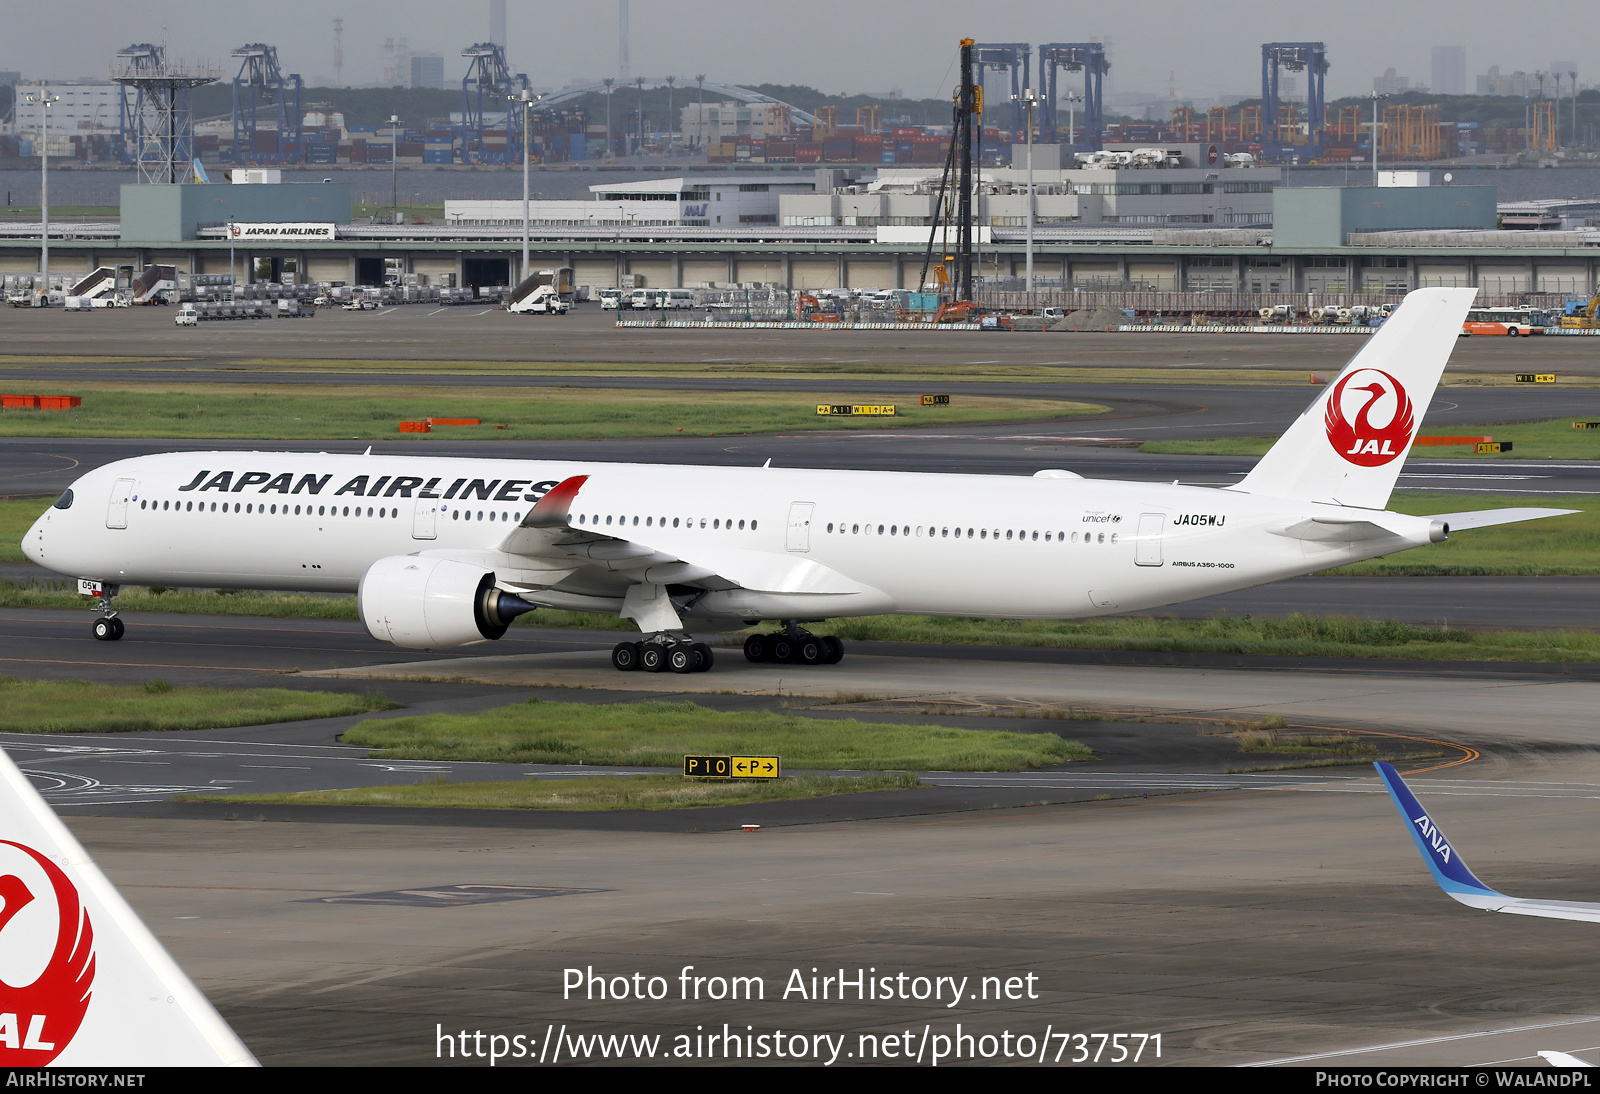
[1426,507,1579,531]
[1376,762,1600,924]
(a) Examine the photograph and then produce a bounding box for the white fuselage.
[24,451,1437,629]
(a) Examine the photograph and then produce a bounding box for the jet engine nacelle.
[358,555,537,649]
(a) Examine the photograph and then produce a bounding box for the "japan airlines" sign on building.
[227,222,337,240]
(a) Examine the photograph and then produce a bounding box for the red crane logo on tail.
[1325,368,1415,467]
[0,841,94,1065]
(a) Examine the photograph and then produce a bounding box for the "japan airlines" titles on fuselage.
[175,469,562,503]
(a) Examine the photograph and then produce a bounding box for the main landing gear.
[612,635,715,674]
[90,584,124,641]
[742,626,844,666]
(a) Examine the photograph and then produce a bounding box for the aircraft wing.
[495,473,875,596]
[1375,761,1600,923]
[0,744,258,1065]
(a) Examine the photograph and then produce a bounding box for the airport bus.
[1462,306,1550,336]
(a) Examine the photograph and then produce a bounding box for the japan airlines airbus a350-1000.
[21,288,1573,674]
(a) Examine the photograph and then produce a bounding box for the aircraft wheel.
[93,618,121,641]
[769,636,795,664]
[611,641,642,672]
[797,637,825,665]
[668,645,694,674]
[111,617,125,640]
[743,634,768,663]
[691,643,714,672]
[640,644,666,672]
[823,636,844,664]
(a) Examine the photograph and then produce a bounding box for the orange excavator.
[797,291,842,323]
[933,300,982,324]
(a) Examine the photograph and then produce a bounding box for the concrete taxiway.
[6,305,1600,377]
[65,751,1600,1067]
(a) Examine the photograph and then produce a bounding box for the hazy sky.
[2,1,1590,102]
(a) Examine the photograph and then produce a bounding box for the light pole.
[1063,90,1083,154]
[1013,88,1041,299]
[635,76,646,156]
[1364,91,1387,186]
[1572,70,1580,147]
[695,74,706,148]
[602,78,615,161]
[664,76,675,151]
[508,89,543,282]
[1554,72,1562,147]
[388,113,400,225]
[24,84,60,292]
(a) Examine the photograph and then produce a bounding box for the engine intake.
[359,555,538,649]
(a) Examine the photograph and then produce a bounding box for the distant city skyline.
[0,0,1587,103]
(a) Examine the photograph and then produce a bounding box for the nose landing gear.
[89,583,124,641]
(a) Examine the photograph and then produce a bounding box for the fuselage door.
[412,497,439,540]
[1135,512,1164,566]
[106,478,135,529]
[785,501,815,553]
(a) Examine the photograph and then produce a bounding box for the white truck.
[174,304,199,327]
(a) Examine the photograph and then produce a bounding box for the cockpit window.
[52,489,73,510]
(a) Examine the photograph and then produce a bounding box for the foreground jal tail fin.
[1229,288,1477,509]
[1375,761,1600,924]
[0,745,257,1066]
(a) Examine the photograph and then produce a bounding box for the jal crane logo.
[1325,368,1416,467]
[0,841,94,1065]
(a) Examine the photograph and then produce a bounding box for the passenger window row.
[137,499,534,525]
[447,509,523,522]
[824,522,1116,545]
[575,513,758,532]
[141,499,403,518]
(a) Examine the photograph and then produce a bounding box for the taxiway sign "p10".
[684,755,782,780]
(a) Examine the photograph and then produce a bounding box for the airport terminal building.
[0,158,1595,300]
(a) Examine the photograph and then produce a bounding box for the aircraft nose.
[21,514,45,564]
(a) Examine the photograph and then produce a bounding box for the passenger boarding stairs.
[68,267,120,301]
[129,265,178,304]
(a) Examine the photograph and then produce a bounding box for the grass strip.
[199,771,923,811]
[0,575,364,618]
[0,383,1103,440]
[225,359,1346,384]
[345,698,1090,771]
[826,612,1600,662]
[0,676,397,733]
